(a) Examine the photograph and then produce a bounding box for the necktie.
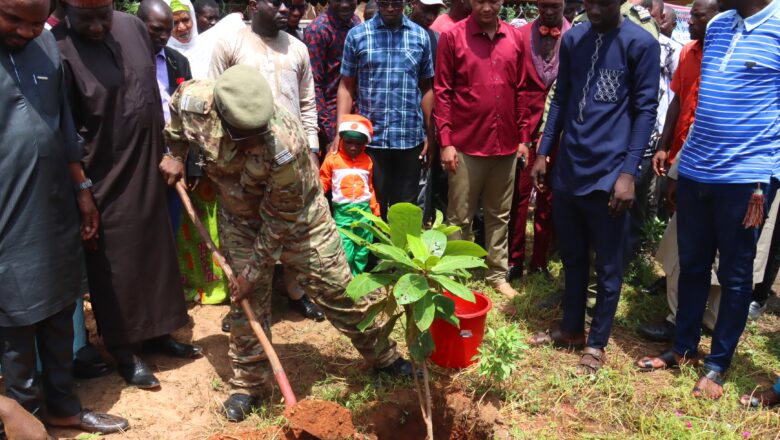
[539,26,562,39]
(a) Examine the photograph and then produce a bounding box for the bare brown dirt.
[24,293,496,439]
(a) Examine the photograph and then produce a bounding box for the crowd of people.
[1,0,780,436]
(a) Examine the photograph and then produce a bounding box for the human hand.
[1,397,51,440]
[440,145,459,174]
[159,155,185,186]
[419,139,433,170]
[309,151,321,169]
[517,143,530,169]
[328,134,340,155]
[230,274,253,303]
[531,154,548,192]
[608,173,635,217]
[77,190,99,242]
[652,150,669,177]
[666,178,677,213]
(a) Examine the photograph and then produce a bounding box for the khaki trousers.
[446,152,517,286]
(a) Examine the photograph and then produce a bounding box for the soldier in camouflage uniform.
[159,65,414,422]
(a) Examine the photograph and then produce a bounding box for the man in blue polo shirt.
[529,0,660,374]
[336,0,434,218]
[637,0,779,400]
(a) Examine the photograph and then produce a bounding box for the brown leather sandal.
[740,388,780,409]
[529,329,585,351]
[576,347,605,375]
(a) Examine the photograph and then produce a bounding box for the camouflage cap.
[214,65,274,131]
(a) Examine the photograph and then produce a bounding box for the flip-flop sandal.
[692,369,725,399]
[529,329,585,351]
[741,389,780,409]
[576,347,605,375]
[636,350,681,372]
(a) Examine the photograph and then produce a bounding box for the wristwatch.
[76,178,93,191]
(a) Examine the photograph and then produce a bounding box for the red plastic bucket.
[429,291,492,369]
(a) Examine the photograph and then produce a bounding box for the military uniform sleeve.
[164,86,190,160]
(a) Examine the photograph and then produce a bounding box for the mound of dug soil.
[283,399,358,440]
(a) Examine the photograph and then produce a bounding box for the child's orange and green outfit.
[320,115,380,275]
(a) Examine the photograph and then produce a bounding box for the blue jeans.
[553,190,630,349]
[674,177,768,373]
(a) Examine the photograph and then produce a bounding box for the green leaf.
[346,273,395,302]
[413,292,436,331]
[409,330,435,361]
[432,209,444,229]
[368,243,418,270]
[75,434,102,440]
[351,220,393,245]
[424,255,441,270]
[387,203,423,248]
[421,229,447,257]
[357,302,385,332]
[429,274,475,303]
[337,227,370,247]
[431,255,486,274]
[347,206,390,234]
[393,273,430,305]
[434,224,460,236]
[407,234,430,261]
[444,240,488,257]
[433,294,459,327]
[371,260,402,273]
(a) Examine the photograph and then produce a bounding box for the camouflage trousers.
[217,203,399,397]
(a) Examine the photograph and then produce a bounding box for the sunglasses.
[267,0,306,9]
[377,0,405,7]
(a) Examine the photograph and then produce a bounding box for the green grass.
[446,250,780,439]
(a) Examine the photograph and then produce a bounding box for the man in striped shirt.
[637,0,780,400]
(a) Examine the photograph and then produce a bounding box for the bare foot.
[740,388,779,408]
[692,375,724,400]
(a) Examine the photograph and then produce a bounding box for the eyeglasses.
[223,124,272,143]
[377,0,405,8]
[289,4,307,11]
[267,0,305,9]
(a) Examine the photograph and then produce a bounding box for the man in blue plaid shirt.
[336,0,435,218]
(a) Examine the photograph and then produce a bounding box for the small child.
[320,115,380,275]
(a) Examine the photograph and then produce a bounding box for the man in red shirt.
[507,0,568,283]
[430,0,470,33]
[435,0,527,299]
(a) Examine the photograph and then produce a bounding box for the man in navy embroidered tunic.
[529,0,659,374]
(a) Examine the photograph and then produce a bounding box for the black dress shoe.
[638,320,676,342]
[640,277,667,296]
[374,357,421,379]
[73,358,112,380]
[117,356,160,389]
[222,393,258,422]
[145,335,203,359]
[73,345,112,380]
[288,295,325,322]
[529,266,554,282]
[222,314,231,333]
[506,266,523,283]
[76,410,130,433]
